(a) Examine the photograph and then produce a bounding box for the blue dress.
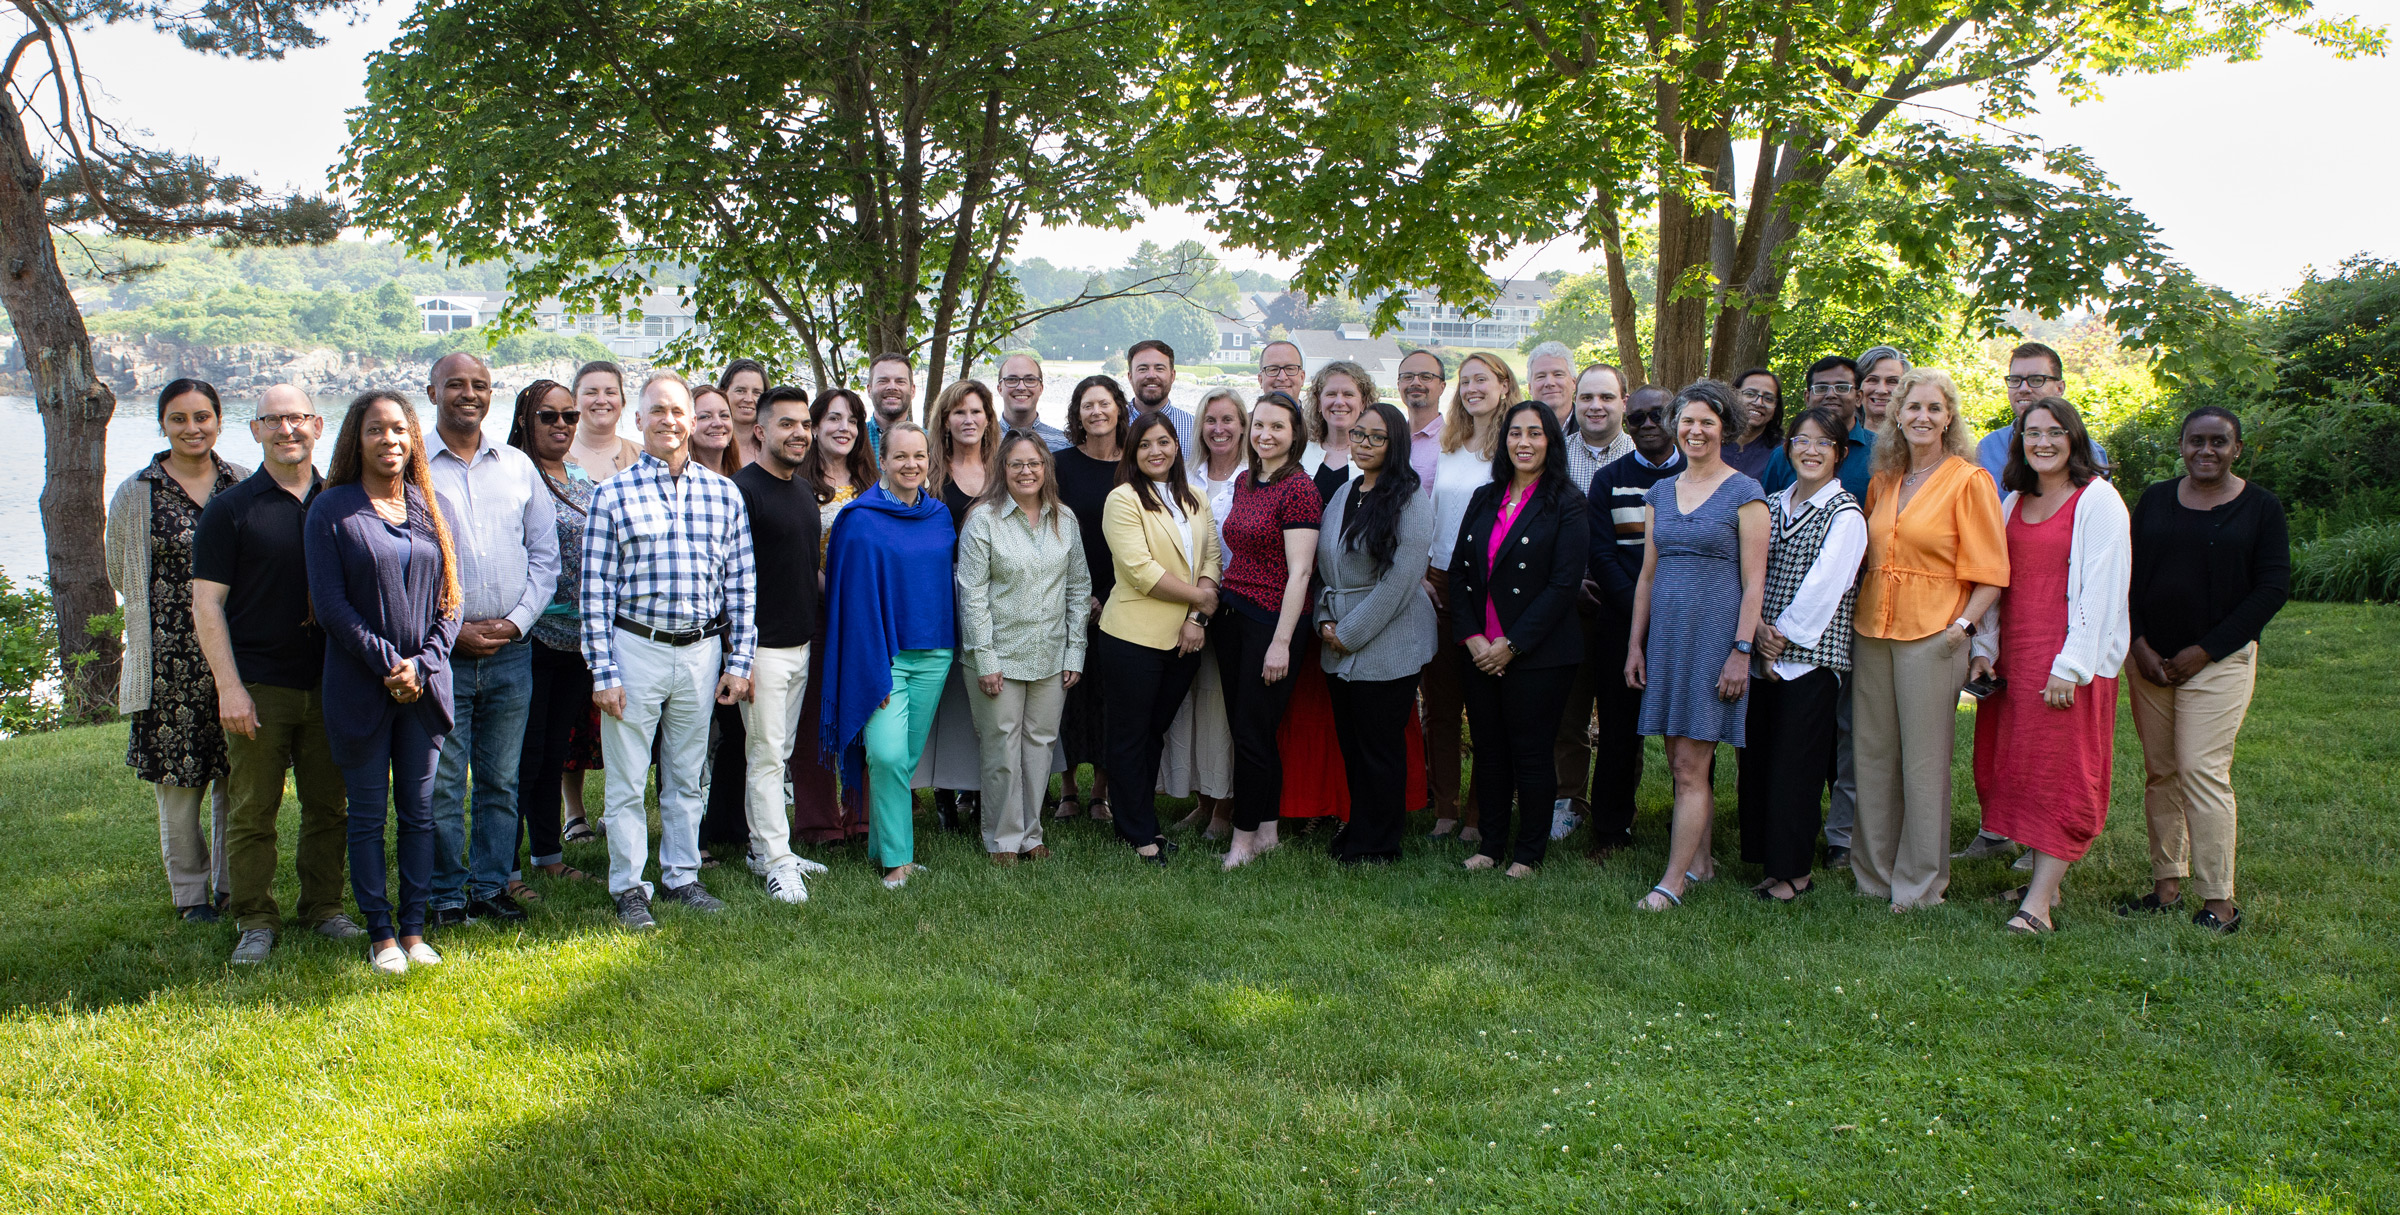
[1638,471,1766,745]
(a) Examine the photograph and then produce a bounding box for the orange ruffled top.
[1855,455,2011,641]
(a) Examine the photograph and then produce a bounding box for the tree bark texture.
[0,98,120,718]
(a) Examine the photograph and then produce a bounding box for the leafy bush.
[0,570,60,737]
[420,327,612,366]
[89,281,433,360]
[2292,520,2400,603]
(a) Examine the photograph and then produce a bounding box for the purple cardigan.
[304,482,462,765]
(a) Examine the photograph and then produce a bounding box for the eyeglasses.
[2004,374,2063,390]
[1788,436,1841,452]
[1806,382,1855,397]
[1625,407,1666,427]
[1739,388,1779,404]
[534,409,583,426]
[1261,363,1303,377]
[1346,427,1390,448]
[1396,371,1444,385]
[254,414,316,432]
[999,376,1043,388]
[1004,459,1046,473]
[2021,426,2072,442]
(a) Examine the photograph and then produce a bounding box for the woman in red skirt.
[1969,397,2131,933]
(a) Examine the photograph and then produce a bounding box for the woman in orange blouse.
[1851,369,2009,911]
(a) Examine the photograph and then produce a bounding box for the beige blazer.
[1099,482,1221,650]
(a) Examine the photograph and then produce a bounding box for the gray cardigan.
[1314,480,1437,681]
[105,455,247,713]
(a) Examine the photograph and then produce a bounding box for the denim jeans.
[431,638,534,907]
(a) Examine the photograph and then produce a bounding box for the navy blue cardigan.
[304,482,462,765]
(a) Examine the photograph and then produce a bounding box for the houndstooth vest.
[1760,487,1862,674]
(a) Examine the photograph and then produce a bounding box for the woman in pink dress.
[1969,397,2130,934]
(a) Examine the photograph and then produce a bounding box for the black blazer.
[1446,478,1588,669]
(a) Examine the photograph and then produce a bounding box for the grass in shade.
[1,602,2395,1214]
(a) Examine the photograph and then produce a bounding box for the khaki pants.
[738,642,811,873]
[1850,632,1970,909]
[222,683,350,934]
[2128,643,2256,901]
[156,780,228,909]
[970,672,1066,856]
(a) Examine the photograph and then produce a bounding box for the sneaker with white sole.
[615,889,657,931]
[368,942,407,974]
[404,941,442,966]
[746,851,770,876]
[314,913,366,941]
[658,881,727,913]
[1549,799,1584,842]
[229,928,276,964]
[764,861,809,905]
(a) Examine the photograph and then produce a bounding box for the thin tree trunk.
[922,85,1004,406]
[1593,192,1646,387]
[1,98,119,719]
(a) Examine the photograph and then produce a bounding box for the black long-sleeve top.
[2128,478,2290,662]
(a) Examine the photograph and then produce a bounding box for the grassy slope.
[0,603,2393,1215]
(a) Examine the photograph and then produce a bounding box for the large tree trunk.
[0,99,119,719]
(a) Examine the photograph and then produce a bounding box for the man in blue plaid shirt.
[581,371,757,930]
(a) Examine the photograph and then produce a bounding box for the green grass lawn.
[2,603,2395,1214]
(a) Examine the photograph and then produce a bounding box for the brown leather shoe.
[989,851,1019,867]
[1019,845,1053,861]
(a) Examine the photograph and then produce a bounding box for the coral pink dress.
[1972,485,2116,861]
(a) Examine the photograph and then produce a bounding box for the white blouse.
[1973,479,2133,684]
[1768,479,1869,682]
[1427,445,1493,569]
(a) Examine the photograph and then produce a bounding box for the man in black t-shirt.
[191,385,356,964]
[729,386,827,904]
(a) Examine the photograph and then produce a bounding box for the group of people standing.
[104,333,2290,972]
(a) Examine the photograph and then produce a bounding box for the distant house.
[1393,278,1554,347]
[1287,324,1406,383]
[415,291,703,358]
[1211,317,1253,365]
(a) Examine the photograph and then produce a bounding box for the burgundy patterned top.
[1218,466,1324,620]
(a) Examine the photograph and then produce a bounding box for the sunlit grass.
[1,602,2393,1212]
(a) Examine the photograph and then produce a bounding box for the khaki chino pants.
[2128,643,2257,902]
[970,671,1066,856]
[1850,632,1970,909]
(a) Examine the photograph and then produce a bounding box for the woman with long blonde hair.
[307,391,464,973]
[1423,351,1518,842]
[917,378,1004,831]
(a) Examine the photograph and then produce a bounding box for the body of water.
[1,365,1240,585]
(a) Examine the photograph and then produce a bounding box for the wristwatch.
[1732,639,1753,655]
[1502,637,1522,656]
[1187,609,1211,627]
[1953,616,1978,637]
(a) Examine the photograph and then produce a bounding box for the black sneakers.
[657,881,727,913]
[467,894,529,922]
[615,888,657,931]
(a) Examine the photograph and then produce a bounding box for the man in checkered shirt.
[581,371,757,930]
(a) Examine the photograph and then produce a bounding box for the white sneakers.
[751,851,830,878]
[1549,798,1585,842]
[369,941,442,974]
[764,861,810,904]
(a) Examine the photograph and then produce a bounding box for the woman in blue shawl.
[820,421,956,889]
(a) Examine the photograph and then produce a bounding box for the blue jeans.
[342,705,442,940]
[431,639,534,907]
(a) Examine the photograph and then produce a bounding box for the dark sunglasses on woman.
[534,409,582,426]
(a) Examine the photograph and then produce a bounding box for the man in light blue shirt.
[997,352,1070,450]
[1976,340,2109,490]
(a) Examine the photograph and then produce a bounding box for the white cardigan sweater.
[1973,478,2131,684]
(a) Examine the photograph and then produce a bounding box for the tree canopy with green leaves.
[344,0,1204,404]
[1148,0,2383,389]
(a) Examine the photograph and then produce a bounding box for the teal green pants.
[865,648,953,869]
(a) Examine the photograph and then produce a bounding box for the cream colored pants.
[1850,632,1971,909]
[2128,643,2256,902]
[969,672,1066,856]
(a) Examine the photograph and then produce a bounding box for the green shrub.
[420,327,613,366]
[0,571,60,737]
[2292,520,2400,603]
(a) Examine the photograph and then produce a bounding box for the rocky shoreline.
[2,335,647,401]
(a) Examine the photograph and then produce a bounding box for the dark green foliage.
[2262,257,2400,408]
[0,571,59,737]
[421,327,615,368]
[2292,522,2400,603]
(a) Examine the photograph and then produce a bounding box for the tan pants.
[2128,643,2256,902]
[1851,632,1970,908]
[157,780,229,908]
[970,672,1066,856]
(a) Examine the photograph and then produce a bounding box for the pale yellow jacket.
[1098,482,1221,650]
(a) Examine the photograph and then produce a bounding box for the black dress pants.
[1738,666,1842,881]
[1586,611,1646,848]
[1463,661,1577,868]
[1096,629,1204,849]
[1215,609,1300,831]
[702,699,749,851]
[1327,671,1420,863]
[516,642,590,866]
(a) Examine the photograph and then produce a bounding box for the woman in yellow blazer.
[1096,409,1223,864]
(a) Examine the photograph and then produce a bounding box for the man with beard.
[1396,348,1446,492]
[998,352,1069,450]
[864,353,916,457]
[1579,385,1684,858]
[1126,339,1198,458]
[425,351,560,925]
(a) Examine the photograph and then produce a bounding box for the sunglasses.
[534,409,583,426]
[1626,407,1667,427]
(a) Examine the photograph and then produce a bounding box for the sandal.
[1637,885,1682,912]
[1755,877,1813,903]
[537,863,593,883]
[1053,798,1083,820]
[560,817,597,844]
[504,879,543,903]
[1088,800,1113,824]
[2005,908,2054,935]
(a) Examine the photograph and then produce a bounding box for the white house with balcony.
[1392,278,1554,348]
[415,292,704,358]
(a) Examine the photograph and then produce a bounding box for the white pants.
[738,642,809,871]
[599,629,721,899]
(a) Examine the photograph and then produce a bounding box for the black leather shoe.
[467,894,528,922]
[934,790,965,835]
[429,905,475,928]
[2192,907,2243,934]
[1153,834,1181,856]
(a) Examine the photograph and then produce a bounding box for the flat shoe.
[2192,907,2243,934]
[1018,845,1053,861]
[1637,885,1682,911]
[2005,908,2054,935]
[2115,891,2179,916]
[368,943,408,975]
[405,941,443,966]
